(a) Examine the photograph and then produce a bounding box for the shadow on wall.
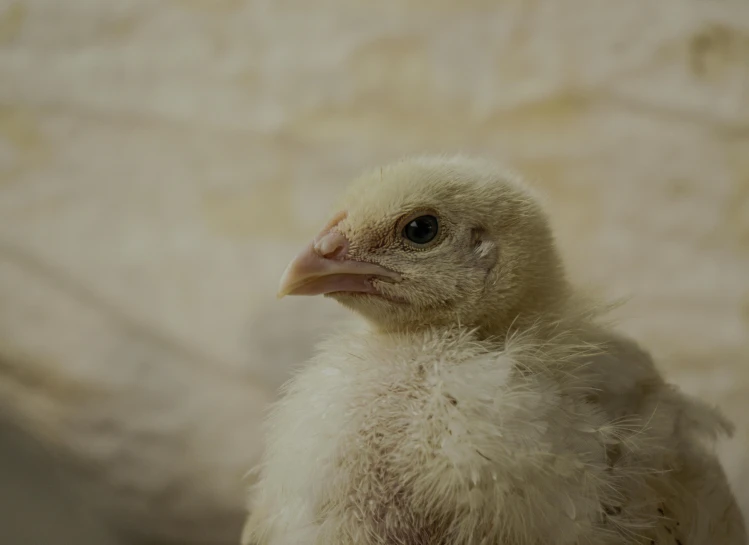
[0,413,122,545]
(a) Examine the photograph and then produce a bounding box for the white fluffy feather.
[245,321,744,544]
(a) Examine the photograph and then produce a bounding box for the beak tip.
[276,283,290,299]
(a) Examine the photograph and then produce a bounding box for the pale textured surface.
[0,0,747,543]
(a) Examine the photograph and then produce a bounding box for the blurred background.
[0,0,747,543]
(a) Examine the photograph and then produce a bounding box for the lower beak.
[277,234,401,298]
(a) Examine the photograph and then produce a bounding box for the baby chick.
[243,156,746,545]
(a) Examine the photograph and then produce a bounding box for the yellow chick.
[243,156,746,545]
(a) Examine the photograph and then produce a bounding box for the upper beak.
[278,225,401,298]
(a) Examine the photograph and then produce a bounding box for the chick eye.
[402,215,439,245]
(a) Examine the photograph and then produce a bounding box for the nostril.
[314,231,350,259]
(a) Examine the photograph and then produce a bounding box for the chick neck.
[361,277,574,346]
[477,281,575,343]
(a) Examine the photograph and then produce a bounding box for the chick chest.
[302,328,516,544]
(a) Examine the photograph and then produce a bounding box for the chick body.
[246,323,743,545]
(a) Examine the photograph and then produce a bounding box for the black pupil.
[404,215,438,245]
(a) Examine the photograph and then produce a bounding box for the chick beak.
[278,229,401,298]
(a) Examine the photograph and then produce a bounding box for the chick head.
[278,155,567,333]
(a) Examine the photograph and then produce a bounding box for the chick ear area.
[470,227,498,267]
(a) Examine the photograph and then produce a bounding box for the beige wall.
[1,0,747,543]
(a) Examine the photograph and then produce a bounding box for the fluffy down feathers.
[245,323,744,545]
[243,156,746,545]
